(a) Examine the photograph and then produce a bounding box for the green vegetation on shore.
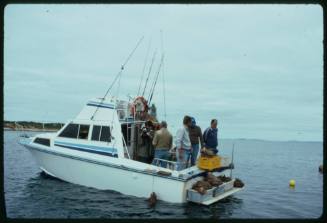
[4,121,64,130]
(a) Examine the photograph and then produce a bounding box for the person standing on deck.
[188,117,204,166]
[138,120,155,163]
[151,121,173,167]
[175,116,192,170]
[203,119,219,154]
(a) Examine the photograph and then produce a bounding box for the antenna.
[230,142,235,178]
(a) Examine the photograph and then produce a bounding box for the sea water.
[4,130,323,218]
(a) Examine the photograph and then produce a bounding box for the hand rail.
[122,135,131,159]
[152,158,177,170]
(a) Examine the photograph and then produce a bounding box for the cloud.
[4,4,323,141]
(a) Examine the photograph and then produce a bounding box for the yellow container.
[197,155,221,171]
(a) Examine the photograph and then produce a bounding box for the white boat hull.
[27,146,188,203]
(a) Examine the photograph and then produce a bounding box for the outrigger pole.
[160,30,167,120]
[90,36,144,120]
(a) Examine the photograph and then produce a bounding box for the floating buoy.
[289,179,296,187]
[319,165,323,173]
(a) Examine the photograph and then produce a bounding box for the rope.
[90,36,144,120]
[137,38,152,96]
[152,173,155,193]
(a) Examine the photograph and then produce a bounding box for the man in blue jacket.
[203,119,218,154]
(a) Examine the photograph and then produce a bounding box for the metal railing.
[152,158,177,170]
[122,136,131,159]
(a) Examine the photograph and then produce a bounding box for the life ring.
[130,96,148,116]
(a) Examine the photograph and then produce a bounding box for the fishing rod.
[148,54,164,105]
[148,31,166,105]
[148,53,162,101]
[141,49,157,97]
[90,36,144,120]
[137,38,152,96]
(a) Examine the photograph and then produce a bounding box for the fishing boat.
[19,37,244,205]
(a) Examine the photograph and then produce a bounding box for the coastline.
[3,128,322,143]
[4,128,58,132]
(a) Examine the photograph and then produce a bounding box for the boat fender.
[233,178,244,188]
[157,170,172,176]
[147,192,157,207]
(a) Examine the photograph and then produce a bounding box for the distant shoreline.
[4,128,58,132]
[4,120,63,132]
[3,128,322,143]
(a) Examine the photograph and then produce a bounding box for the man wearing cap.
[188,117,204,166]
[152,121,173,167]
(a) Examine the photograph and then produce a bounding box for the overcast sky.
[4,4,323,141]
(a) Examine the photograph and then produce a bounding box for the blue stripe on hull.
[54,143,118,158]
[54,141,117,154]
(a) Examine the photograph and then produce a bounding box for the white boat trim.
[202,187,244,206]
[24,142,190,182]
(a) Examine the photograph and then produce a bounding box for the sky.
[4,4,323,141]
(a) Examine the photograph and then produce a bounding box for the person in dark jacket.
[188,117,204,166]
[139,120,155,163]
[203,119,218,154]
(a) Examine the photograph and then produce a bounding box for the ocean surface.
[4,130,323,219]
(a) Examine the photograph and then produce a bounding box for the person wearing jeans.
[152,121,173,168]
[175,116,192,171]
[188,117,204,166]
[153,149,170,167]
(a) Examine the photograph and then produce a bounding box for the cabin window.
[91,125,111,142]
[58,124,79,138]
[100,126,111,142]
[34,137,50,146]
[91,125,101,141]
[78,125,90,139]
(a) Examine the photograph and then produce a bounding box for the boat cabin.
[49,96,169,167]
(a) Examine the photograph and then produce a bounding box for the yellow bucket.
[197,155,221,171]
